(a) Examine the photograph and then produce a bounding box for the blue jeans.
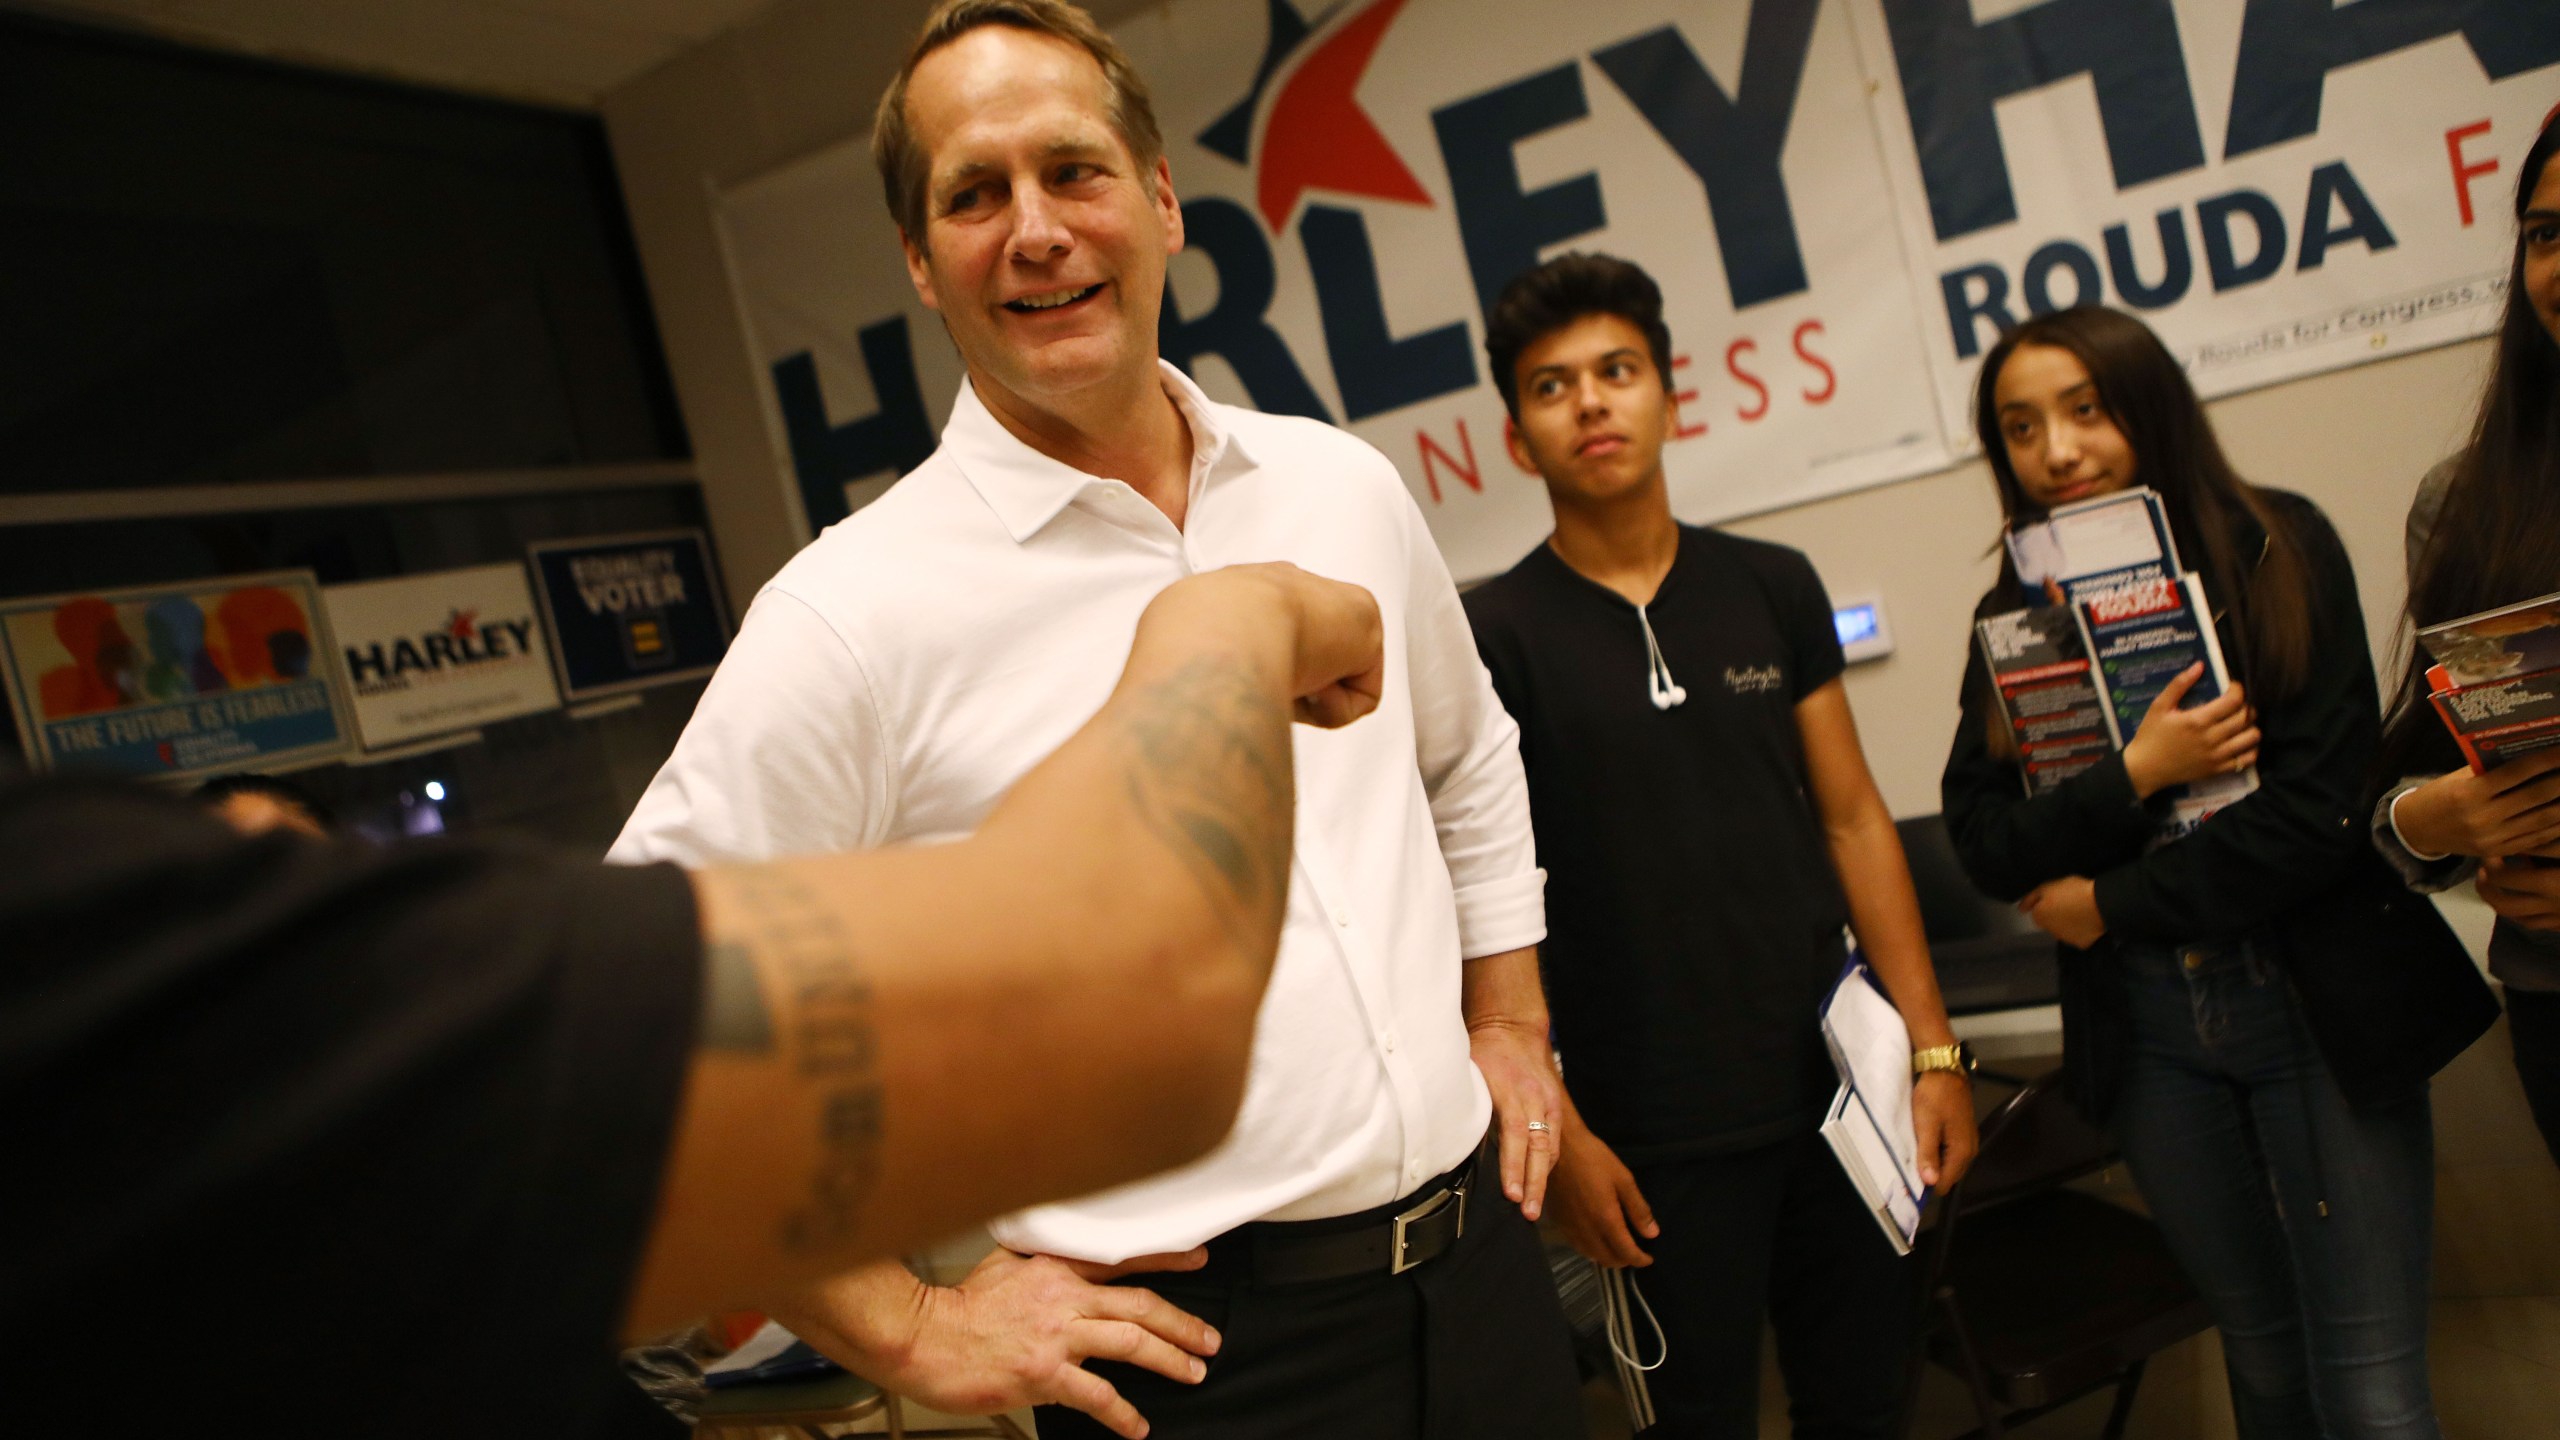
[2110,940,2439,1440]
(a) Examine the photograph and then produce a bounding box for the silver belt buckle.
[1388,1171,1469,1275]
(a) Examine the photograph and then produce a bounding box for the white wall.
[601,0,2496,816]
[599,0,950,616]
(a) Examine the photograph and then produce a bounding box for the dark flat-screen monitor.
[1893,814,2060,1015]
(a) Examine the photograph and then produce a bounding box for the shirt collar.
[942,360,1255,544]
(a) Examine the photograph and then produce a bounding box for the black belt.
[1199,1137,1484,1288]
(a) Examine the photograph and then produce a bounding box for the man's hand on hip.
[783,1247,1217,1440]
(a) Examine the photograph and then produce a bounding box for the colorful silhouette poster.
[0,571,354,780]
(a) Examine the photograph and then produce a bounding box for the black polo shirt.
[1466,526,1849,1162]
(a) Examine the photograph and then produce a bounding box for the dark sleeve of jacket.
[2089,494,2378,942]
[1939,628,2157,903]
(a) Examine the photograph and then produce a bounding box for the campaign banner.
[0,571,353,781]
[527,531,731,701]
[718,0,1953,582]
[323,564,561,750]
[717,0,2558,579]
[1846,0,2559,444]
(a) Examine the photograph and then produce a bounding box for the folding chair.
[1901,1071,2212,1440]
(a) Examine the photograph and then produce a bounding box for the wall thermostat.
[1834,596,1894,665]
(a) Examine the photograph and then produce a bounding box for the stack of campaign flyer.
[1819,957,1924,1256]
[1979,487,2255,843]
[2418,592,2560,773]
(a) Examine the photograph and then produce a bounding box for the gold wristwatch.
[1911,1041,1978,1079]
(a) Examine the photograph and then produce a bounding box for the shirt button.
[1381,1030,1399,1054]
[1408,1160,1425,1182]
[1333,909,1352,927]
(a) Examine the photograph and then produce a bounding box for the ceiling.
[1,0,826,110]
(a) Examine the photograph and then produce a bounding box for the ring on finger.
[1525,1120,1552,1135]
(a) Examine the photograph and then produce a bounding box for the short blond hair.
[871,0,1165,240]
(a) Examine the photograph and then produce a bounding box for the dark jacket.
[1940,490,2493,1119]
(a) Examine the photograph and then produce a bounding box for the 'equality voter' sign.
[323,564,562,751]
[528,531,731,701]
[0,571,354,781]
[717,0,2558,581]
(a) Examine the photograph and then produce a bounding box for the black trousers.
[1623,1129,1915,1439]
[1033,1145,1582,1440]
[2508,985,2560,1168]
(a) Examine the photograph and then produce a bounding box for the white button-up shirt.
[611,362,1544,1263]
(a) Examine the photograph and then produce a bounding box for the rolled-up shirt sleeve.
[1393,489,1545,957]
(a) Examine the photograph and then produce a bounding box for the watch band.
[1911,1041,1975,1077]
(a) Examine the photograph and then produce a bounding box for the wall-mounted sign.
[323,564,562,750]
[527,530,731,701]
[0,571,353,781]
[717,0,2557,580]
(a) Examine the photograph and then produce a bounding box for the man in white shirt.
[609,2,1582,1436]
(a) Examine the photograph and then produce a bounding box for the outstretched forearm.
[624,566,1377,1335]
[760,1262,937,1384]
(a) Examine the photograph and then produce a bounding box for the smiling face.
[1992,343,2139,511]
[2524,152,2560,352]
[898,25,1182,421]
[1502,312,1676,507]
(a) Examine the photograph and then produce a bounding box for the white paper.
[701,1322,797,1378]
[2048,497,2169,576]
[1822,966,1923,1201]
[1821,1085,1919,1254]
[2006,489,2172,592]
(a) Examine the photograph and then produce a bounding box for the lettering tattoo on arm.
[699,942,775,1053]
[1117,657,1296,947]
[702,870,884,1253]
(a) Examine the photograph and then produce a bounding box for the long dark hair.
[1971,306,2316,709]
[2379,111,2560,780]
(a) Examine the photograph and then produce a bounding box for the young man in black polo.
[1463,253,1978,1437]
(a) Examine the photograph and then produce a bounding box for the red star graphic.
[447,609,479,641]
[1256,0,1432,233]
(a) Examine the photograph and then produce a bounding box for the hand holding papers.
[1819,959,1924,1255]
[1978,487,2256,844]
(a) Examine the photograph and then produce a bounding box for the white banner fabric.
[1845,0,2558,446]
[715,0,2558,580]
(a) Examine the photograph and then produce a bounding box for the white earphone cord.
[1603,1266,1668,1371]
[1636,603,1686,709]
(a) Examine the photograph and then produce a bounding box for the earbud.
[1637,603,1686,710]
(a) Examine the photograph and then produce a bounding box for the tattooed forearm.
[704,868,884,1252]
[1118,656,1296,945]
[699,942,776,1052]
